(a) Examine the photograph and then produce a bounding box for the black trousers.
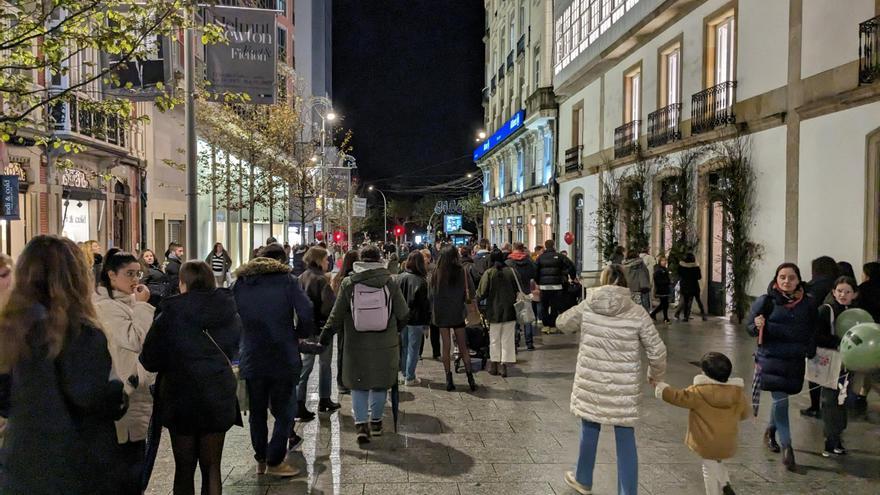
[677,293,706,319]
[119,440,146,495]
[650,295,670,321]
[429,325,441,358]
[540,289,565,328]
[821,386,847,447]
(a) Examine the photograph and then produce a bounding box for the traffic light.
[333,231,344,243]
[393,225,404,238]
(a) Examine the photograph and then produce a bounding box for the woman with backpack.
[397,251,431,386]
[140,261,242,495]
[319,246,408,444]
[747,262,817,471]
[477,249,520,377]
[429,246,478,392]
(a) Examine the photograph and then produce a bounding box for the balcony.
[564,145,583,174]
[647,103,681,148]
[482,87,490,103]
[517,34,526,57]
[506,51,514,71]
[691,81,737,135]
[498,66,505,81]
[614,120,640,159]
[50,95,128,149]
[491,76,497,93]
[859,15,879,85]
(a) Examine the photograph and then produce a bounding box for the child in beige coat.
[654,352,749,495]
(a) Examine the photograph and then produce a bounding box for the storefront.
[60,167,105,244]
[0,156,34,257]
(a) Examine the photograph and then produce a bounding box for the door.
[706,173,727,316]
[572,194,584,273]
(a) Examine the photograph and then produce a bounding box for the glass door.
[706,173,727,316]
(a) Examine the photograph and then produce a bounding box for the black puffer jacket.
[677,261,702,296]
[814,299,857,350]
[140,289,243,435]
[857,280,880,323]
[141,262,169,307]
[164,256,182,296]
[299,267,335,328]
[535,249,576,287]
[653,265,671,296]
[397,270,430,325]
[747,287,817,394]
[505,252,536,294]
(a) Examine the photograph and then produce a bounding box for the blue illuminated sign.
[473,109,525,162]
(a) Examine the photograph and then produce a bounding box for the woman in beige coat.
[556,264,667,495]
[94,251,156,494]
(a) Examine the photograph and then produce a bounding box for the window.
[555,0,642,74]
[542,131,553,185]
[705,9,736,87]
[277,25,287,61]
[499,160,506,198]
[572,103,584,147]
[519,0,526,35]
[624,67,641,124]
[659,43,681,106]
[516,147,524,193]
[509,15,516,51]
[532,140,541,186]
[483,169,491,203]
[534,45,541,87]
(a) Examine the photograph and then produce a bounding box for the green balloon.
[840,322,880,371]
[835,308,875,338]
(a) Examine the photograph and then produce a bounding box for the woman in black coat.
[0,235,127,494]
[675,252,707,321]
[649,255,671,323]
[747,262,817,471]
[140,261,243,495]
[139,249,169,307]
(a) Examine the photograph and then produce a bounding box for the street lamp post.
[306,96,336,241]
[368,185,387,245]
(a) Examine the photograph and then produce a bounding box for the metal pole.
[184,21,198,259]
[346,167,352,251]
[377,188,387,245]
[319,117,326,241]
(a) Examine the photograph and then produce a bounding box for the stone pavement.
[146,318,880,494]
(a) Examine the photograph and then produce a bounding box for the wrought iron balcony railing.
[859,15,879,84]
[50,94,128,149]
[691,81,737,135]
[564,145,583,174]
[507,51,514,70]
[647,103,681,148]
[614,120,640,158]
[517,34,526,56]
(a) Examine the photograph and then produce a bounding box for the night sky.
[332,1,485,194]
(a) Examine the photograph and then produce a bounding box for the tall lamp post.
[368,185,387,245]
[306,96,336,241]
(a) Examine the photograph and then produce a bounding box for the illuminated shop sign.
[473,109,525,162]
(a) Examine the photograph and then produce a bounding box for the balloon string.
[761,373,851,407]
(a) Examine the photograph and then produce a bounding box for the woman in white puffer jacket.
[557,264,667,495]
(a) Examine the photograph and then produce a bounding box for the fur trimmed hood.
[233,257,291,278]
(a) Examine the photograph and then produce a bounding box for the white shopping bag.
[806,347,842,389]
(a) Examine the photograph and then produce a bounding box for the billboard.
[473,109,525,162]
[205,6,277,104]
[444,214,463,233]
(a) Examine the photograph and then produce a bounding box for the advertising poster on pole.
[205,6,277,104]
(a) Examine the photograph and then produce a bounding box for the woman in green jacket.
[319,246,408,444]
[477,249,520,377]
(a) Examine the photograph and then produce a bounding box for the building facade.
[478,0,558,251]
[553,0,880,313]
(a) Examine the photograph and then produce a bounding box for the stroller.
[454,315,490,373]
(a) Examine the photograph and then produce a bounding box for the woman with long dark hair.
[139,249,168,307]
[397,251,431,385]
[747,262,817,471]
[429,246,477,392]
[0,235,127,493]
[141,261,242,495]
[93,251,157,493]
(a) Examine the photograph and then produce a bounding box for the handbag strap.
[203,329,233,370]
[463,267,471,302]
[824,304,835,337]
[511,266,526,295]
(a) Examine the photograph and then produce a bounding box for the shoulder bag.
[805,304,843,389]
[510,268,536,326]
[464,268,482,328]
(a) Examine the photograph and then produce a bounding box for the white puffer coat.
[558,285,667,427]
[94,287,156,443]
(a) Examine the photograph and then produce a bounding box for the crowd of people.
[0,234,877,495]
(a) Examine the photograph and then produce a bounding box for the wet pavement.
[146,318,880,494]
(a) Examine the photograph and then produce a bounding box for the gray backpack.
[351,283,391,332]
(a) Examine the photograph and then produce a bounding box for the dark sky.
[332,1,485,194]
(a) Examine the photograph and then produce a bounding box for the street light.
[368,185,388,245]
[478,130,486,139]
[306,96,337,241]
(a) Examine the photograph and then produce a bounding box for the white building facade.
[478,0,558,252]
[554,0,880,314]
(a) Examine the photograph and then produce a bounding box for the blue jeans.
[297,343,333,401]
[769,391,792,448]
[575,420,638,495]
[351,388,388,424]
[246,376,297,466]
[515,322,534,347]
[400,325,426,380]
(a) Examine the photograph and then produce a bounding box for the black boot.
[318,398,341,413]
[466,372,477,392]
[296,400,315,422]
[764,427,780,453]
[782,446,796,471]
[445,372,455,392]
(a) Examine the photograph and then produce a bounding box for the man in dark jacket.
[507,242,537,349]
[232,244,314,477]
[535,239,576,333]
[291,245,308,276]
[471,238,492,283]
[164,243,184,296]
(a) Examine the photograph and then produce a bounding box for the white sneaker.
[564,471,592,494]
[265,462,301,477]
[405,377,421,386]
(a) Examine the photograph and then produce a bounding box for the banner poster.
[205,6,277,104]
[352,197,367,217]
[324,168,351,200]
[0,175,20,220]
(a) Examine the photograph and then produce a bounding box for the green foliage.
[666,147,704,275]
[592,166,621,262]
[620,152,657,254]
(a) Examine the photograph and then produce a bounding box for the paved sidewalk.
[146,318,880,494]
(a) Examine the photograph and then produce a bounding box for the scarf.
[771,283,805,309]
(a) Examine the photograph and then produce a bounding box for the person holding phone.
[94,251,157,494]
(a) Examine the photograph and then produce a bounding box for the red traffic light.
[393,225,404,237]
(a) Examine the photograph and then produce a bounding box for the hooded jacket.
[506,251,536,294]
[746,286,817,394]
[140,289,243,435]
[623,257,651,293]
[232,257,314,380]
[557,285,667,427]
[471,249,491,283]
[93,287,156,443]
[321,262,409,389]
[677,261,702,295]
[656,374,749,460]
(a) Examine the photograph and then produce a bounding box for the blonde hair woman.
[0,236,127,493]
